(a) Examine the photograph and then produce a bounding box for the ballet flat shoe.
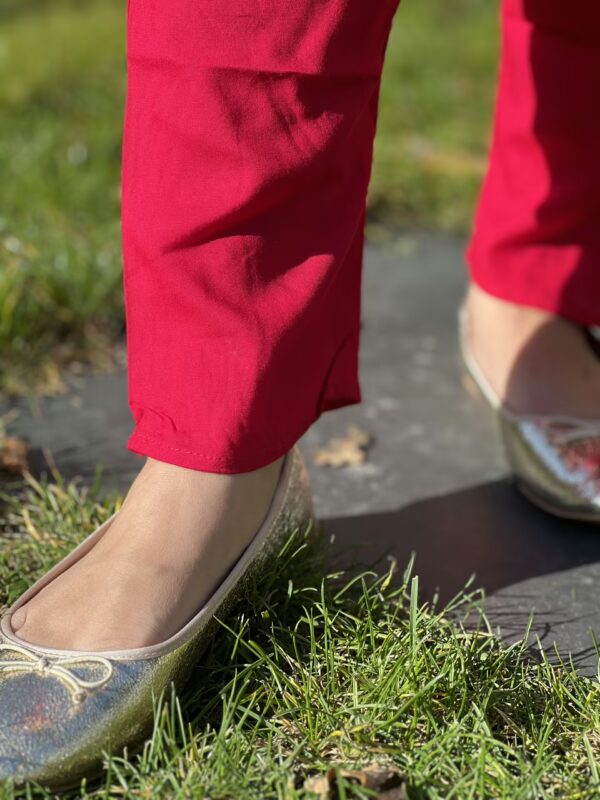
[459,306,600,522]
[0,446,314,790]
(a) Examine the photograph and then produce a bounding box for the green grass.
[2,474,600,798]
[372,0,497,233]
[0,0,125,395]
[0,0,497,395]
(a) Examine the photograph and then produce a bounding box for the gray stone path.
[3,231,600,676]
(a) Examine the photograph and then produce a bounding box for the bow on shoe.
[0,642,113,703]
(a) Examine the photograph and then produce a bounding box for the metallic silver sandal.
[0,445,314,789]
[459,306,600,522]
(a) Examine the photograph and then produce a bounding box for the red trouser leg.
[467,0,600,324]
[122,0,399,473]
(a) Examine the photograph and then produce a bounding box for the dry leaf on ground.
[312,425,373,468]
[304,764,407,799]
[0,436,28,474]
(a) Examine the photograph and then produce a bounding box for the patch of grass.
[2,474,600,798]
[0,0,125,395]
[373,0,498,233]
[0,0,497,392]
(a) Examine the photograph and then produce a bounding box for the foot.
[464,284,600,418]
[10,454,285,651]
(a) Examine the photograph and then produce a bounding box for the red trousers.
[122,0,600,474]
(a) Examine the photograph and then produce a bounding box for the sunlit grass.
[1,473,600,798]
[372,0,497,233]
[0,0,125,394]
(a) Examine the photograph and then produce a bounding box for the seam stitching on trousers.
[130,431,290,464]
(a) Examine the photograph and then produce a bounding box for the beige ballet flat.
[459,306,600,522]
[0,446,314,789]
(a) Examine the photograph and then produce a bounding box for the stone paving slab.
[3,231,600,677]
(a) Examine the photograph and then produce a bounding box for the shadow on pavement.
[324,479,600,676]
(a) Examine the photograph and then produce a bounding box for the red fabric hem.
[127,394,362,474]
[468,242,600,328]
